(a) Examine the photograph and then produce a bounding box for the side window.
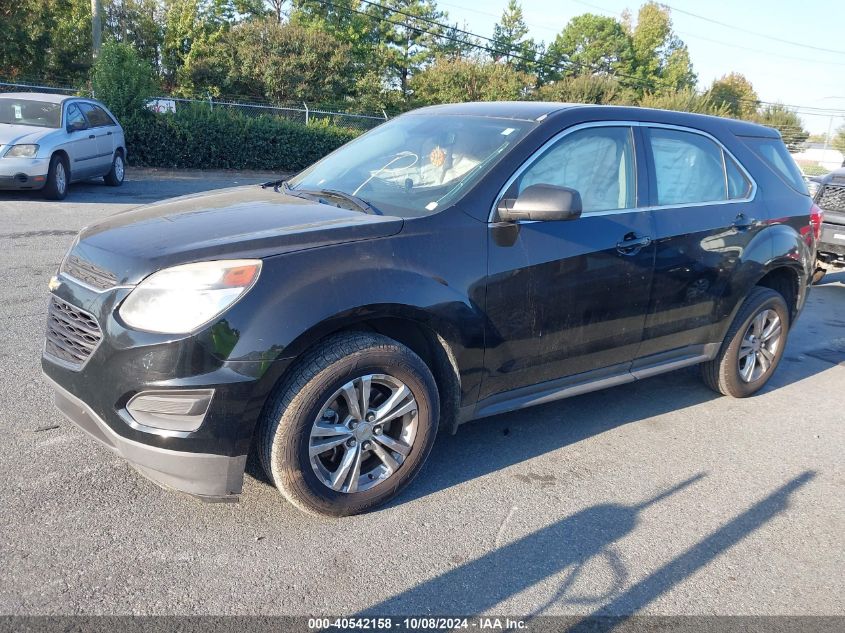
[514,126,636,213]
[80,103,115,127]
[741,136,808,195]
[725,154,752,199]
[65,104,87,129]
[647,128,727,205]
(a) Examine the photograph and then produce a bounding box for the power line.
[660,2,845,56]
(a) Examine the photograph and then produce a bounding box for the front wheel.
[43,154,68,200]
[258,332,439,517]
[701,287,790,397]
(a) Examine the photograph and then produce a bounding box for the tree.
[91,39,158,118]
[533,74,633,105]
[708,72,758,118]
[410,56,534,105]
[752,104,809,151]
[639,88,731,116]
[103,0,162,67]
[491,0,537,73]
[629,2,696,94]
[0,0,52,80]
[544,14,634,82]
[180,19,355,105]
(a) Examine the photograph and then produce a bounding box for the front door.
[64,103,99,179]
[79,102,117,175]
[481,125,656,401]
[635,125,765,359]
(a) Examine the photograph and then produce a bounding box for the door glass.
[66,104,86,129]
[725,154,752,199]
[515,126,636,213]
[648,128,727,205]
[80,103,114,127]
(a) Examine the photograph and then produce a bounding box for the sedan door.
[63,103,99,179]
[634,125,765,364]
[481,124,656,402]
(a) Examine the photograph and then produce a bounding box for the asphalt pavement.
[0,170,842,617]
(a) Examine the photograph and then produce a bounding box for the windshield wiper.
[276,182,381,215]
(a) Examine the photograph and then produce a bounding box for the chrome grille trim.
[61,254,118,291]
[44,296,103,370]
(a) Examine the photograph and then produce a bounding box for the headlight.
[119,260,262,334]
[4,144,39,158]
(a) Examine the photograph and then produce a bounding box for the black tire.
[258,332,439,517]
[701,287,790,398]
[42,154,69,200]
[103,150,125,186]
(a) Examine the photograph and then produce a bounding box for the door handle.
[106,131,112,135]
[88,134,95,139]
[616,233,652,255]
[732,213,756,231]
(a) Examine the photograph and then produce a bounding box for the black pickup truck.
[810,168,845,283]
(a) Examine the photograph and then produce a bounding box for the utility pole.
[91,0,102,60]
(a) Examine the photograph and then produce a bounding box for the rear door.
[635,125,763,363]
[79,102,117,174]
[481,124,656,400]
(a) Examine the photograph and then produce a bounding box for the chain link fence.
[0,80,388,133]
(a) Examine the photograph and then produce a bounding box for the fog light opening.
[125,389,214,433]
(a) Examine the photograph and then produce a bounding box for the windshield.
[287,114,533,217]
[0,99,62,128]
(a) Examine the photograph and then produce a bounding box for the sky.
[438,0,845,135]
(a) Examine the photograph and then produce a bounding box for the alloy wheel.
[738,309,782,383]
[55,162,66,195]
[308,374,418,494]
[114,155,125,181]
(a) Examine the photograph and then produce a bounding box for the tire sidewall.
[270,346,438,516]
[46,155,68,200]
[721,293,789,397]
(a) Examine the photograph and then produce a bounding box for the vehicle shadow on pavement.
[358,471,814,618]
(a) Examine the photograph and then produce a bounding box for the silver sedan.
[0,92,126,200]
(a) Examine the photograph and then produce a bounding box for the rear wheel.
[258,332,439,517]
[43,154,68,200]
[701,287,790,397]
[104,150,125,186]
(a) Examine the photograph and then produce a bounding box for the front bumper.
[0,156,50,190]
[818,222,845,262]
[41,274,293,500]
[44,373,247,499]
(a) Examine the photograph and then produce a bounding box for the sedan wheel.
[737,309,782,383]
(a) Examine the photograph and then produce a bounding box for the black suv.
[42,103,817,516]
[809,168,845,282]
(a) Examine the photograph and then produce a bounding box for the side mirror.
[497,184,583,222]
[67,120,87,133]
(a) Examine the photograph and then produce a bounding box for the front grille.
[45,297,103,369]
[61,254,118,291]
[818,184,845,213]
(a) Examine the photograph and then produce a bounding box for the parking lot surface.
[1,171,843,616]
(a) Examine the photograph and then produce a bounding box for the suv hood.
[70,185,404,285]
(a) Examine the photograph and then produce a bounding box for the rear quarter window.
[741,136,808,195]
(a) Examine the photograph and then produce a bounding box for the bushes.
[124,105,358,171]
[91,41,158,121]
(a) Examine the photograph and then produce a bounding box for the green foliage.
[832,125,845,155]
[752,104,809,151]
[707,73,758,118]
[91,40,158,119]
[628,2,696,94]
[639,88,731,116]
[0,0,52,80]
[491,0,538,73]
[123,105,357,170]
[800,164,830,177]
[533,74,635,105]
[544,14,634,81]
[409,57,534,104]
[103,0,163,67]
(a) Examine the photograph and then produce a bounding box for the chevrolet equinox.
[42,103,819,516]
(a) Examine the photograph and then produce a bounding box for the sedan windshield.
[0,99,62,128]
[287,114,533,217]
